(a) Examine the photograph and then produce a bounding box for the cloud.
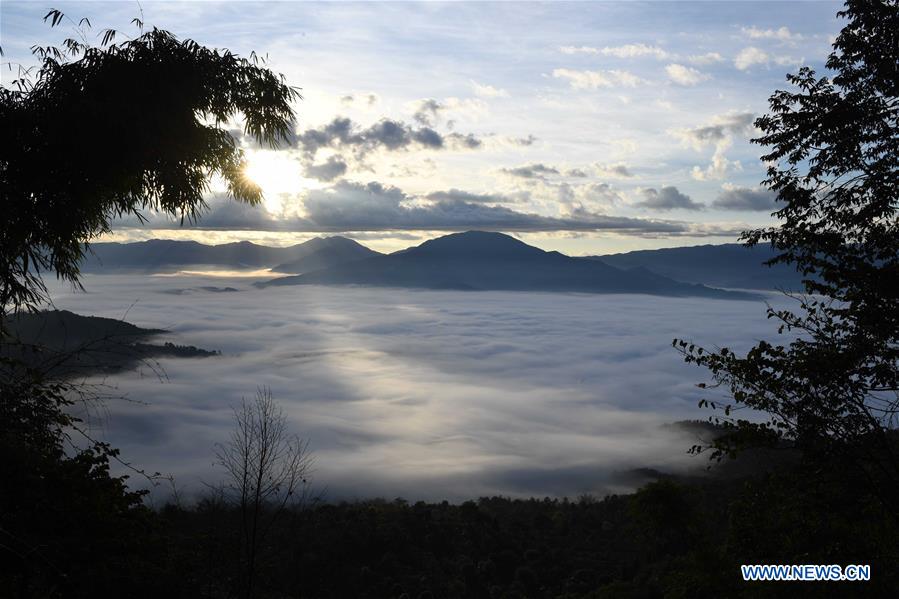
[734,47,801,70]
[445,132,483,149]
[560,44,669,60]
[501,163,561,179]
[113,182,732,237]
[508,134,537,146]
[636,187,705,211]
[470,80,508,98]
[580,183,624,207]
[611,138,638,156]
[741,26,803,41]
[424,189,519,204]
[296,117,483,158]
[594,163,633,178]
[670,113,755,182]
[411,99,444,126]
[665,63,710,86]
[552,68,644,89]
[340,93,380,107]
[734,46,769,70]
[691,153,741,181]
[712,184,778,211]
[409,97,488,128]
[301,181,688,234]
[670,112,756,150]
[304,156,349,182]
[46,276,776,501]
[687,52,724,65]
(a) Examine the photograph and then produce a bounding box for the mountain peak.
[409,231,544,258]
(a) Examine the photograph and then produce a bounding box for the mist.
[47,273,778,501]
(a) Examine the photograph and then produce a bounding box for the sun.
[243,151,311,213]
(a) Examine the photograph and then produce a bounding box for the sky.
[46,273,784,500]
[1,1,844,254]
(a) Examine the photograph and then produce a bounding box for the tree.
[677,0,898,508]
[0,11,299,315]
[215,387,314,599]
[0,12,300,595]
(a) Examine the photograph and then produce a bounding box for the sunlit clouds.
[1,0,843,253]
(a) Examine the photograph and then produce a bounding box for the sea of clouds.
[46,273,785,502]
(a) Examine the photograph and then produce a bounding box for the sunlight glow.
[243,151,311,213]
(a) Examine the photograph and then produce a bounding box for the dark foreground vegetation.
[2,436,897,598]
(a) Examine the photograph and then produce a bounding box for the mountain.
[257,231,757,299]
[81,236,380,272]
[590,243,807,290]
[2,310,218,377]
[272,237,380,274]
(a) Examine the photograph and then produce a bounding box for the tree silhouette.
[0,12,300,595]
[677,0,898,508]
[0,11,299,314]
[215,387,314,599]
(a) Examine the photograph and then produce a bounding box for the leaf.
[100,29,117,46]
[43,9,65,28]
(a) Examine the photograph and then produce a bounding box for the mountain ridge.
[81,236,380,272]
[257,231,758,300]
[590,243,806,290]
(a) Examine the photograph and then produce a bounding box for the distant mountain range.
[592,243,806,291]
[81,236,379,273]
[81,233,804,297]
[256,231,757,300]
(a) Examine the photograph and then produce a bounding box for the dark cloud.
[340,93,379,106]
[712,186,777,211]
[424,189,518,204]
[302,181,688,233]
[412,99,444,126]
[296,117,483,158]
[565,168,589,178]
[113,180,705,235]
[512,135,537,146]
[674,112,755,148]
[636,187,705,211]
[446,132,482,149]
[304,156,349,182]
[296,117,355,155]
[501,163,561,179]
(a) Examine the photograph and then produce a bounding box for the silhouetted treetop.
[678,0,898,509]
[1,15,300,313]
[748,0,897,321]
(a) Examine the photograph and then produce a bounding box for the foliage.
[0,368,162,598]
[0,12,299,314]
[0,12,300,597]
[676,0,899,508]
[149,468,899,598]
